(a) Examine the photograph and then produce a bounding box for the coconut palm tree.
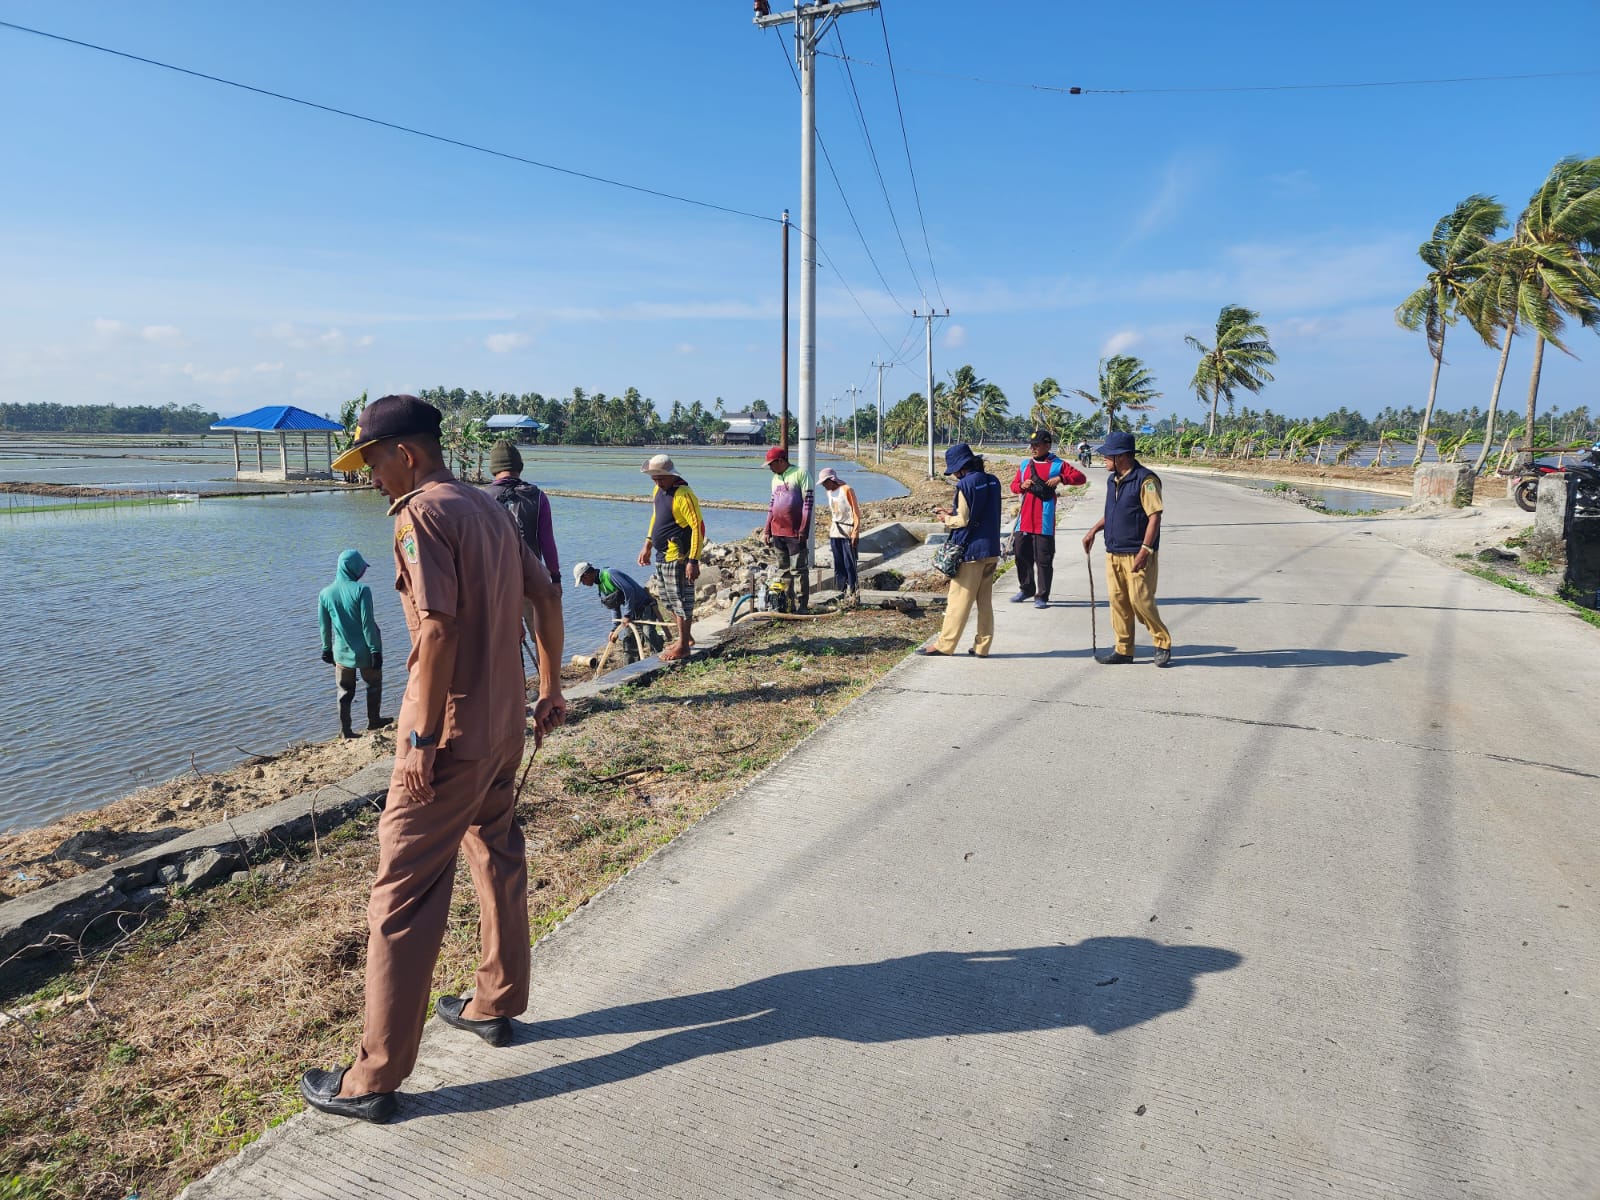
[1509,156,1600,455]
[971,382,1010,444]
[942,366,983,441]
[1070,355,1162,435]
[1395,194,1506,465]
[1029,377,1064,436]
[1186,306,1278,440]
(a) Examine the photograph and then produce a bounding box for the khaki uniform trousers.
[1107,552,1171,655]
[935,556,999,655]
[343,735,530,1096]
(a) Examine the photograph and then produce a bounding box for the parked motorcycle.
[1511,444,1600,514]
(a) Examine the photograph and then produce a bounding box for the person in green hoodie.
[318,548,388,738]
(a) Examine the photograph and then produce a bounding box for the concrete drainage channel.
[0,523,950,975]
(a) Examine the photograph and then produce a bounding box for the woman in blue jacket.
[921,443,1003,657]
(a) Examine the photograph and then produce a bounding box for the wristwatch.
[409,730,440,749]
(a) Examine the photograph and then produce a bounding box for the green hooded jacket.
[318,549,382,668]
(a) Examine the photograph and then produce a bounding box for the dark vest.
[1103,464,1160,554]
[651,486,691,558]
[951,471,1003,561]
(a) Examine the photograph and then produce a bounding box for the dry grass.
[0,606,936,1200]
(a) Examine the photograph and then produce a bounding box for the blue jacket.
[950,470,1003,561]
[318,549,382,668]
[1103,464,1161,554]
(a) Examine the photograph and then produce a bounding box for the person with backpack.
[483,440,560,646]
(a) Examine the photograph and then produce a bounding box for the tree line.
[0,402,219,435]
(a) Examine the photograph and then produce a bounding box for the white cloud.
[1128,153,1211,242]
[942,323,968,349]
[675,343,696,355]
[1101,330,1140,356]
[251,361,285,373]
[268,323,376,352]
[484,331,531,354]
[140,324,183,344]
[93,318,124,338]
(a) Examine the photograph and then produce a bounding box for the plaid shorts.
[655,559,695,619]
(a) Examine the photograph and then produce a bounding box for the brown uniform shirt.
[390,474,544,759]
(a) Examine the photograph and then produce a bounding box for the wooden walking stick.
[1085,547,1097,656]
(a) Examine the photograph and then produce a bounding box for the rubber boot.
[338,695,357,740]
[366,685,389,731]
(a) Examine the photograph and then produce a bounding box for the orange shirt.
[390,474,543,758]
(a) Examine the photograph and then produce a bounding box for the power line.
[0,17,784,226]
[832,24,928,305]
[819,48,1600,97]
[770,28,911,317]
[875,3,946,308]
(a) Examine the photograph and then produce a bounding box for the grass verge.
[0,606,936,1200]
[1464,564,1600,629]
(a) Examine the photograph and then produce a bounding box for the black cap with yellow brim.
[331,394,444,472]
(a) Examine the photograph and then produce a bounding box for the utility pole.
[913,308,950,478]
[846,383,862,456]
[780,208,790,453]
[871,360,889,465]
[754,0,880,492]
[829,394,839,452]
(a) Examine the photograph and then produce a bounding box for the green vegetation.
[0,402,218,435]
[1466,564,1600,628]
[1070,355,1162,435]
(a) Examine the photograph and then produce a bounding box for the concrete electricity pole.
[754,0,880,491]
[846,383,862,455]
[914,308,950,478]
[871,360,889,465]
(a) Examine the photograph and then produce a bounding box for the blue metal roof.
[210,405,344,433]
[485,414,544,430]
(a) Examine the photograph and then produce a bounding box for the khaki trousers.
[1107,552,1171,655]
[342,735,530,1096]
[935,556,998,655]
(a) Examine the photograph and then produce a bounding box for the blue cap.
[942,443,978,475]
[1095,431,1136,457]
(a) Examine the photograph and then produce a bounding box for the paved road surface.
[184,473,1599,1199]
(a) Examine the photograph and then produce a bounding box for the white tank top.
[828,487,856,534]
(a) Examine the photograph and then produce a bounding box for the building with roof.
[210,405,346,481]
[718,411,771,445]
[485,414,545,441]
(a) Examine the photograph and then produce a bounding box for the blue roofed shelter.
[210,405,346,482]
[484,414,544,442]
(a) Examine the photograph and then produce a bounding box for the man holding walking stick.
[1081,431,1172,667]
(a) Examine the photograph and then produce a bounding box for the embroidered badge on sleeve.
[397,522,419,565]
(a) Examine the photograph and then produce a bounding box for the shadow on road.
[418,939,1242,1116]
[1171,644,1406,668]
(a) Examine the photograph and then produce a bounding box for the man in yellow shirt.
[1081,431,1172,666]
[637,454,705,661]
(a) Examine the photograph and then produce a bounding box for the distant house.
[210,405,345,482]
[718,411,770,445]
[485,414,545,442]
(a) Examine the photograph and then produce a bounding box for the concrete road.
[184,473,1600,1200]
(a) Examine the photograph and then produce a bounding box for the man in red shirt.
[1009,429,1086,608]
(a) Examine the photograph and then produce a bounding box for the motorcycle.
[1511,444,1600,514]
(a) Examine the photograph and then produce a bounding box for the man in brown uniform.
[300,395,567,1123]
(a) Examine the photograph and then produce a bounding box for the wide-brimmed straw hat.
[641,453,677,476]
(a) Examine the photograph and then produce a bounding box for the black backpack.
[493,480,546,557]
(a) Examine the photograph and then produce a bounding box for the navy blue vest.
[1103,464,1160,554]
[951,471,1003,560]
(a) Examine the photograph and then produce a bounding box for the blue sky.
[1,0,1596,425]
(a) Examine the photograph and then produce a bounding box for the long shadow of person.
[419,937,1242,1116]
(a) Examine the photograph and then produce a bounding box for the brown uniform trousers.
[341,474,545,1097]
[1106,551,1171,656]
[934,557,999,656]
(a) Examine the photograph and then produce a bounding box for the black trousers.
[1014,531,1055,599]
